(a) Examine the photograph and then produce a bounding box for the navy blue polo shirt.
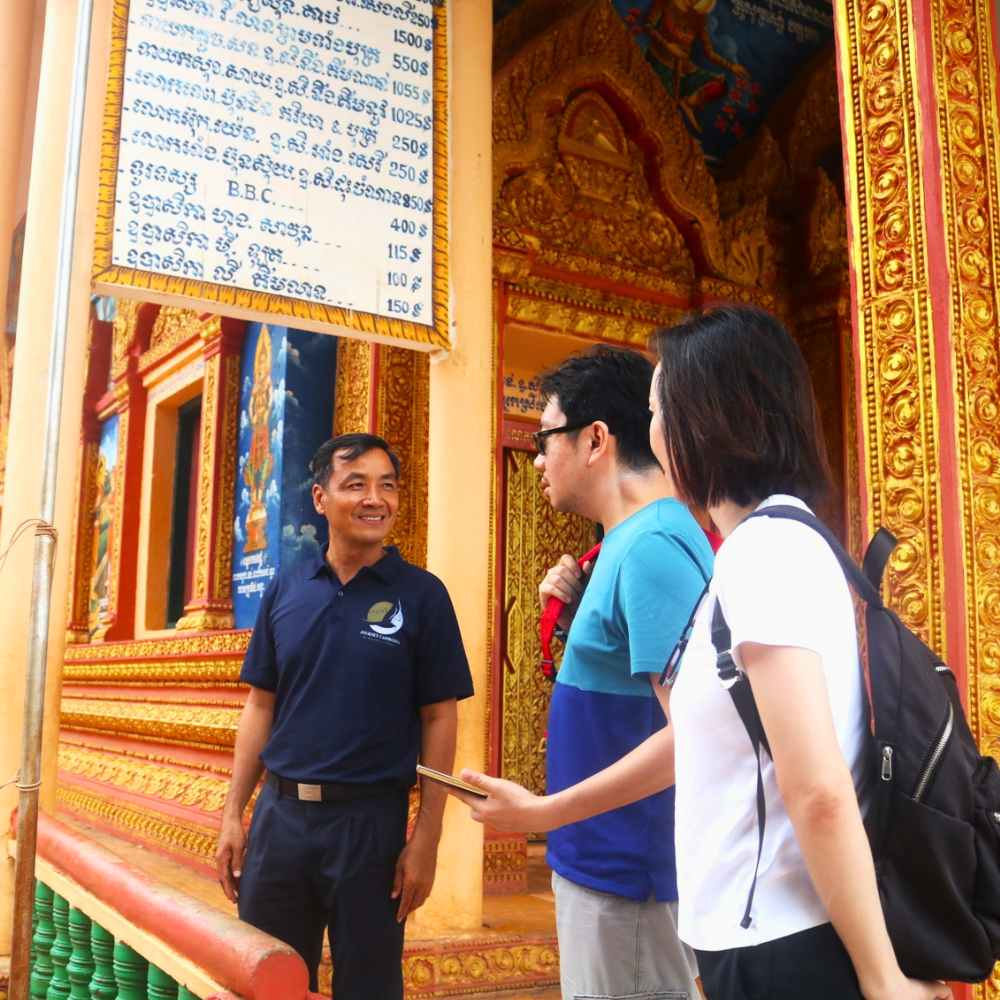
[240,546,473,785]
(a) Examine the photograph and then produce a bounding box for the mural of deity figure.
[636,0,749,131]
[88,450,116,635]
[243,326,274,553]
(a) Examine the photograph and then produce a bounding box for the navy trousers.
[238,781,408,998]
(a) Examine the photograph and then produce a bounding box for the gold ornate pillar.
[175,318,244,632]
[836,0,953,652]
[65,311,113,643]
[91,300,156,642]
[838,6,1000,991]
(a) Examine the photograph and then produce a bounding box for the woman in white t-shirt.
[650,307,949,1000]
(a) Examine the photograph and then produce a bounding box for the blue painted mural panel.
[494,1,834,166]
[280,331,338,572]
[231,324,337,630]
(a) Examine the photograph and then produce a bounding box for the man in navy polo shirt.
[215,433,473,1000]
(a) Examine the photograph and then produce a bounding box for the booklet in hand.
[416,764,488,799]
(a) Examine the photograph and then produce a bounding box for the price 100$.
[388,243,423,263]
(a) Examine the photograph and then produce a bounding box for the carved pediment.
[496,91,694,288]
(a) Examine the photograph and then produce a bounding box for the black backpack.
[712,505,1000,983]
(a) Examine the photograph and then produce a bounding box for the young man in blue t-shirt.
[457,348,713,999]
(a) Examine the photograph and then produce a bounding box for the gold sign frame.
[93,0,450,351]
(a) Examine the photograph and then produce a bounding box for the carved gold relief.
[376,346,430,567]
[140,306,201,372]
[495,81,695,290]
[58,744,230,815]
[57,786,218,866]
[837,0,945,652]
[808,170,849,279]
[64,630,249,661]
[502,449,594,797]
[333,338,373,436]
[111,300,143,380]
[400,938,559,996]
[493,2,722,264]
[60,698,240,748]
[66,441,100,644]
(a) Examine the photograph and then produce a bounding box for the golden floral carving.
[493,0,724,272]
[506,292,673,348]
[399,937,559,996]
[502,449,594,797]
[111,299,142,380]
[808,169,849,279]
[333,338,373,436]
[64,630,249,661]
[837,0,945,651]
[58,744,230,814]
[495,86,694,290]
[140,306,201,372]
[60,698,240,748]
[483,834,528,895]
[376,346,429,567]
[65,441,99,644]
[57,786,219,867]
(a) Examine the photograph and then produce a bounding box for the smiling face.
[312,447,399,549]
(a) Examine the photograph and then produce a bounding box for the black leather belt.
[267,772,406,803]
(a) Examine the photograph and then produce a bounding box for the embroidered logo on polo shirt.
[362,600,404,645]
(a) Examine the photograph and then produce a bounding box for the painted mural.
[88,414,119,637]
[231,324,337,629]
[493,0,834,165]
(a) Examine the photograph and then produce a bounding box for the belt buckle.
[297,783,322,802]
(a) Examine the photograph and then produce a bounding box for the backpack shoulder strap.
[862,526,897,592]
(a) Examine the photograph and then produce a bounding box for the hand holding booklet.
[416,764,488,799]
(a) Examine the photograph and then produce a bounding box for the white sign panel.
[96,0,448,348]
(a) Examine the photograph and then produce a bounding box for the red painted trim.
[912,1,969,708]
[35,814,310,1000]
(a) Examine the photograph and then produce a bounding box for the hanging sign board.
[93,0,449,350]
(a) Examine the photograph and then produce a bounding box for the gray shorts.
[553,870,700,1000]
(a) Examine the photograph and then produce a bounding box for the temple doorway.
[487,0,851,905]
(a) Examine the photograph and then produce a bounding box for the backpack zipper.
[913,701,954,802]
[881,745,893,782]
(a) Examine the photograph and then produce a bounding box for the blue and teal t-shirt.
[546,498,713,901]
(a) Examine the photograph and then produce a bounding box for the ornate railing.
[20,814,322,1000]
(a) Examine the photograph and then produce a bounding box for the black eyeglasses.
[532,421,592,455]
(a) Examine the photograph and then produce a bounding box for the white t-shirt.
[671,495,871,951]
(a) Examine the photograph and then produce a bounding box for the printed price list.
[112,0,440,324]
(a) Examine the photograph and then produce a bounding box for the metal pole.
[8,2,96,997]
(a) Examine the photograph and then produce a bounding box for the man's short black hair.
[539,346,659,472]
[650,306,831,509]
[310,433,401,489]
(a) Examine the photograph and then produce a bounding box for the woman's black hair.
[309,433,401,489]
[650,306,831,509]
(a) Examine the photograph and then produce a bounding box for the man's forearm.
[549,725,674,828]
[414,701,458,839]
[223,695,274,820]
